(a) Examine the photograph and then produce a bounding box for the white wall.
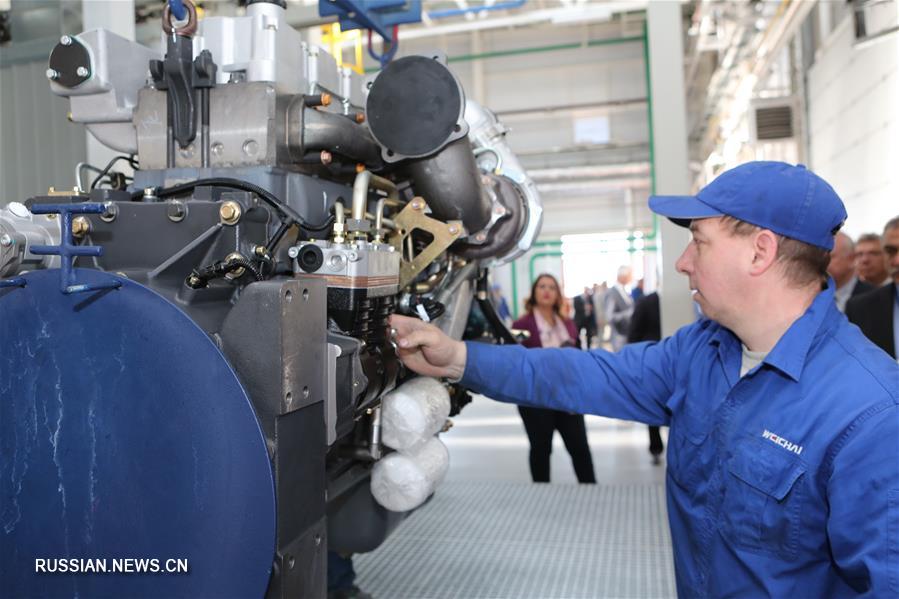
[807,15,899,238]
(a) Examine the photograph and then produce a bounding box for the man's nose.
[675,243,694,275]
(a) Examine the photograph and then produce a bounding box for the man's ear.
[749,230,779,276]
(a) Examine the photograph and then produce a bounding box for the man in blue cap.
[389,162,899,597]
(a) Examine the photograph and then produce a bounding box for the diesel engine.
[0,2,541,596]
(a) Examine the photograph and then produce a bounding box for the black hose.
[132,177,309,228]
[475,271,517,345]
[91,155,139,190]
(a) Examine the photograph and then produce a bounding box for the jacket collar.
[708,279,838,382]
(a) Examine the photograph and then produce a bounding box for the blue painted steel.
[319,0,421,40]
[0,269,276,598]
[168,0,187,21]
[29,203,122,295]
[0,277,25,288]
[428,0,526,19]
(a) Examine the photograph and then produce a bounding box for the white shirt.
[834,276,861,312]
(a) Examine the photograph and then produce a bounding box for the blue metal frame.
[28,202,122,295]
[319,0,421,41]
[0,277,26,288]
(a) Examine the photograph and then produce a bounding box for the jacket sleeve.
[460,326,689,426]
[825,402,899,596]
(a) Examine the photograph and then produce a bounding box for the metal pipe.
[200,88,210,168]
[369,406,382,460]
[351,170,398,222]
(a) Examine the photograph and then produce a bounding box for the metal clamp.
[28,203,122,295]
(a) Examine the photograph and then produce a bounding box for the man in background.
[847,217,899,360]
[627,290,664,464]
[828,231,873,312]
[856,232,890,286]
[573,286,597,348]
[604,265,634,351]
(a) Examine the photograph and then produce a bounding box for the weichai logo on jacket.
[762,429,803,455]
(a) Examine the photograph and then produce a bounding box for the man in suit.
[847,217,899,360]
[604,265,634,351]
[573,286,597,348]
[828,231,873,311]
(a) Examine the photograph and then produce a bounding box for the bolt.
[71,216,90,238]
[320,150,332,165]
[494,205,506,216]
[143,187,157,200]
[314,534,322,547]
[288,246,300,259]
[76,66,89,78]
[321,93,332,106]
[411,200,423,211]
[219,201,241,225]
[60,35,72,46]
[448,225,459,235]
[0,234,12,247]
[475,232,487,242]
[355,112,365,123]
[355,163,365,173]
[254,245,267,258]
[166,200,185,222]
[46,68,59,81]
[100,202,118,223]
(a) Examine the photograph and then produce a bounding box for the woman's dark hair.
[525,273,563,315]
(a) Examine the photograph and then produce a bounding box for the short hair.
[884,216,899,234]
[834,231,855,255]
[719,216,830,288]
[617,265,631,278]
[857,232,883,245]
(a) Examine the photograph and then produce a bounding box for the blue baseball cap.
[648,162,847,250]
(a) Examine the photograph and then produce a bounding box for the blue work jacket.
[461,282,899,597]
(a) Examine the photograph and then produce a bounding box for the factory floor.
[355,397,676,598]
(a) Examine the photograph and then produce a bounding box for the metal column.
[647,1,694,336]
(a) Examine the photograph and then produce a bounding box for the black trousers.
[648,426,664,455]
[518,406,596,483]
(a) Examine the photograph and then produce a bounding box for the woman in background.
[512,274,596,483]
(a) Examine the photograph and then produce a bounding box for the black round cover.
[366,56,463,158]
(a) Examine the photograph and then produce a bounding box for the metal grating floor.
[355,481,676,599]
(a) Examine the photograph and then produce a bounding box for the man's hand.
[389,314,467,380]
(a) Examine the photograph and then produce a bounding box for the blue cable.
[168,0,187,21]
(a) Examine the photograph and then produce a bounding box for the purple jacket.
[512,312,578,349]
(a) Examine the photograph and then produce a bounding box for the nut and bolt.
[355,163,365,173]
[0,234,12,247]
[355,113,365,123]
[60,35,72,46]
[474,232,487,242]
[494,205,507,216]
[287,246,300,259]
[410,199,423,211]
[320,150,332,165]
[320,93,332,107]
[219,201,242,225]
[46,69,59,81]
[143,187,158,200]
[254,245,268,258]
[448,225,459,235]
[71,216,91,238]
[76,66,89,78]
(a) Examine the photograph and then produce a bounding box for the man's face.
[826,234,856,285]
[856,239,888,283]
[884,226,899,284]
[675,217,752,324]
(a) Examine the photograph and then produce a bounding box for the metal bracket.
[28,203,122,295]
[318,0,422,41]
[389,197,463,288]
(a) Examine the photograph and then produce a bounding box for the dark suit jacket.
[627,292,661,344]
[512,312,578,349]
[850,279,875,299]
[846,283,896,359]
[572,294,595,330]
